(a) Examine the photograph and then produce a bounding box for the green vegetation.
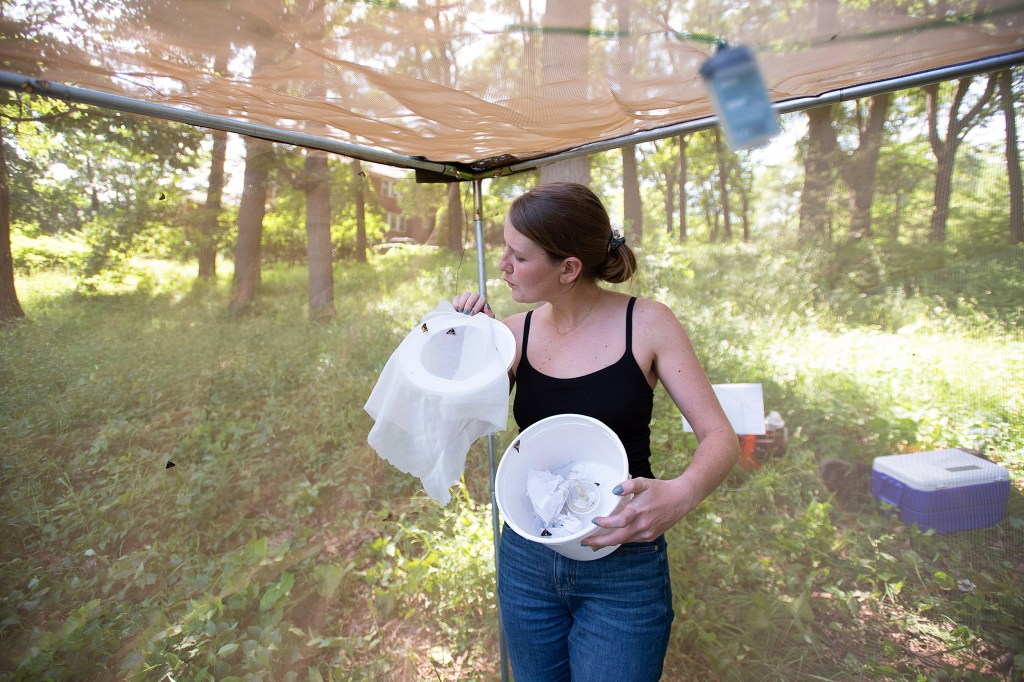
[1,243,1021,681]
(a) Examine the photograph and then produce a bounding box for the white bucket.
[495,414,629,561]
[398,311,516,396]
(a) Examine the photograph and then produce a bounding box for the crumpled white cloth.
[364,301,510,505]
[526,464,589,537]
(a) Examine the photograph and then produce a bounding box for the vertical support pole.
[472,178,509,682]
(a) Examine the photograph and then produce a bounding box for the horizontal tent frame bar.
[3,49,1024,180]
[0,71,474,181]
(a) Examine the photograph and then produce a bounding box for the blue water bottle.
[699,44,780,150]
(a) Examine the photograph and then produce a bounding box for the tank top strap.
[522,309,534,355]
[626,296,637,352]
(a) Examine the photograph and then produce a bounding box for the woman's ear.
[560,257,584,285]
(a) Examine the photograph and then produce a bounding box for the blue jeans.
[497,524,674,682]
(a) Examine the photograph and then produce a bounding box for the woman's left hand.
[452,291,494,318]
[584,476,697,549]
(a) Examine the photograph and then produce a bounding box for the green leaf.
[933,571,955,590]
[259,572,295,612]
[789,593,815,624]
[216,642,239,657]
[315,563,345,599]
[245,537,269,563]
[119,650,145,671]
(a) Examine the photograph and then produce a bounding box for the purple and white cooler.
[871,449,1010,534]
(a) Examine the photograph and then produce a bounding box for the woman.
[453,182,738,681]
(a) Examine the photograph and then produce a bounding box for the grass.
[1,243,1022,681]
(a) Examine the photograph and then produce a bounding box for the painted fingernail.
[612,485,624,495]
[591,546,601,552]
[591,518,600,526]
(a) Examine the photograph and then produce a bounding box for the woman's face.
[498,217,564,303]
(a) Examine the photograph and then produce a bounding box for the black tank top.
[512,297,656,479]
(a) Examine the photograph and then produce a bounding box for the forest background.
[0,61,1022,680]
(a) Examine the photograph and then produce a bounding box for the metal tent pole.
[0,71,474,181]
[471,178,510,682]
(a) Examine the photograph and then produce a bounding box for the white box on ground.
[682,383,766,435]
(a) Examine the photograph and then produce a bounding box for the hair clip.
[608,231,626,253]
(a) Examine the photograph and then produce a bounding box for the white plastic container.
[495,414,629,561]
[398,310,516,396]
[365,306,515,504]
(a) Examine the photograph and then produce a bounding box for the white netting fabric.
[2,1,1022,166]
[364,302,511,504]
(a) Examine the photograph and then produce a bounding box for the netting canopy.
[2,0,1024,175]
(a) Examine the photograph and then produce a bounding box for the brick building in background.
[365,164,436,245]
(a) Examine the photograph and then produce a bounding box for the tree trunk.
[706,195,720,242]
[738,177,751,242]
[539,156,591,186]
[353,159,367,263]
[796,0,839,244]
[198,52,229,279]
[615,0,641,243]
[843,94,891,241]
[713,129,732,241]
[447,182,463,250]
[198,128,227,279]
[229,135,271,313]
[799,106,838,243]
[999,69,1023,245]
[622,144,643,243]
[87,157,100,218]
[678,135,688,242]
[0,123,25,321]
[539,0,592,186]
[925,76,998,242]
[929,146,957,243]
[663,145,676,238]
[305,149,335,320]
[891,192,902,242]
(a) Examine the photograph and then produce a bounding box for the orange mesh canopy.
[2,0,1022,169]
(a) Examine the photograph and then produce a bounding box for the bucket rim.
[495,413,628,546]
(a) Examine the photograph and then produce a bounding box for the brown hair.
[508,182,637,284]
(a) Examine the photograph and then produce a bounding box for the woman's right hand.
[452,292,494,318]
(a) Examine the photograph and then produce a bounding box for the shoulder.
[631,297,686,335]
[501,310,531,378]
[630,297,695,369]
[501,310,529,335]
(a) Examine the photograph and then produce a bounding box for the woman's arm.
[585,300,739,548]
